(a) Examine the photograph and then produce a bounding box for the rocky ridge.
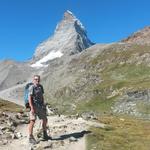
[122,26,150,45]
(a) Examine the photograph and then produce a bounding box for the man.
[28,75,50,144]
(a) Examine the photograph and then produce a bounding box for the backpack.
[24,82,33,108]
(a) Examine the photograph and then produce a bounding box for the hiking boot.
[29,135,37,145]
[43,130,52,140]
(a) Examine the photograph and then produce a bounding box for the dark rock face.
[126,90,149,100]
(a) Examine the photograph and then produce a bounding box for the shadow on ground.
[52,130,91,141]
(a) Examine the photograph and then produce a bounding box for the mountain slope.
[0,60,33,91]
[41,42,150,116]
[31,10,94,67]
[1,11,150,118]
[122,26,150,45]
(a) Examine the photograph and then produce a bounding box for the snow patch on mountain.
[31,51,63,68]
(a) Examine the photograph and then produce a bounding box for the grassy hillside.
[86,114,150,150]
[44,44,150,115]
[0,98,23,112]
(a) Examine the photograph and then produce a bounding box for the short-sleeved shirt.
[28,84,44,106]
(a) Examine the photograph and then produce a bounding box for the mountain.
[40,26,150,115]
[122,26,150,45]
[31,10,94,68]
[0,60,33,90]
[0,11,150,118]
[0,10,94,106]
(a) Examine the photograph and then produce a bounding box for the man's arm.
[29,95,35,113]
[28,85,35,113]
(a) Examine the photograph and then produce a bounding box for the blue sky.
[0,0,150,61]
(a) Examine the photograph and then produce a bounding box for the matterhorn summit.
[31,10,94,68]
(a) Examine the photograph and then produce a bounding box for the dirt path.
[0,115,104,150]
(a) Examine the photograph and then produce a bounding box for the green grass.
[136,101,150,115]
[100,64,150,89]
[45,44,150,115]
[76,64,150,115]
[86,114,150,150]
[90,44,150,90]
[91,44,150,65]
[0,98,23,112]
[48,63,150,115]
[76,96,118,114]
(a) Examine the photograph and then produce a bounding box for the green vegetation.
[0,98,23,112]
[101,64,150,89]
[76,96,118,114]
[91,44,150,65]
[47,63,150,115]
[81,45,150,112]
[87,115,150,150]
[45,44,150,115]
[75,64,150,115]
[136,101,150,115]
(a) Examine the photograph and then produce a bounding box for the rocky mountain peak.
[121,26,150,45]
[54,10,85,34]
[63,10,76,21]
[31,10,93,68]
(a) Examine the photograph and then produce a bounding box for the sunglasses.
[34,78,40,81]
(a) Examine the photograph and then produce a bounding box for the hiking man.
[28,75,49,144]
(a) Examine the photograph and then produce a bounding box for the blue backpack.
[24,82,33,108]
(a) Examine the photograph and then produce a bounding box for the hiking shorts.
[29,105,47,120]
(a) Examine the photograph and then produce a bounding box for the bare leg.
[28,120,35,136]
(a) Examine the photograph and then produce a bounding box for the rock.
[16,112,28,119]
[1,126,14,133]
[35,142,52,149]
[120,118,125,121]
[19,119,29,124]
[43,143,52,149]
[2,139,8,145]
[2,133,12,139]
[60,140,65,146]
[22,113,28,118]
[11,133,18,139]
[69,136,78,142]
[46,106,54,115]
[2,112,8,117]
[50,141,62,148]
[16,113,22,119]
[7,117,17,127]
[81,112,98,120]
[16,132,23,138]
[0,129,3,135]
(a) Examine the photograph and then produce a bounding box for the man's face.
[33,76,40,85]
